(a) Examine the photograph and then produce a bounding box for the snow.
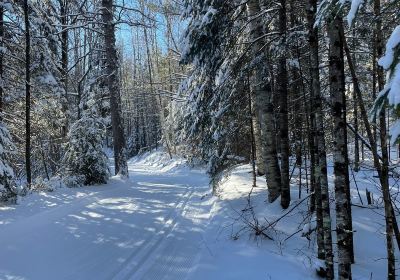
[378,26,400,70]
[37,73,58,86]
[0,151,212,280]
[201,7,217,25]
[316,0,364,27]
[377,26,400,144]
[346,0,364,26]
[302,217,317,236]
[205,160,398,279]
[2,2,13,13]
[390,116,400,146]
[287,58,300,69]
[384,65,400,108]
[0,151,396,279]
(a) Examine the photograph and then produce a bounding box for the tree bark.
[24,0,31,186]
[246,0,282,202]
[252,105,266,176]
[353,89,360,171]
[101,0,128,176]
[306,0,334,277]
[288,0,304,200]
[60,0,68,137]
[351,31,360,172]
[249,81,257,189]
[327,8,353,279]
[278,0,290,209]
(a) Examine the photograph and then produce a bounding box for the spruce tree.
[63,95,109,186]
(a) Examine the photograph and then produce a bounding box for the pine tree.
[179,0,251,178]
[63,95,109,186]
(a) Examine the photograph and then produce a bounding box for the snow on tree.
[373,26,400,145]
[0,122,15,201]
[62,95,109,186]
[179,0,252,178]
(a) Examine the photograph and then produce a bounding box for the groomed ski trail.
[0,155,215,280]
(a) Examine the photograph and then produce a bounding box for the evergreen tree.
[372,25,400,280]
[179,0,251,177]
[375,26,400,141]
[0,122,15,201]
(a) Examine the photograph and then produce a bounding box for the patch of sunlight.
[89,198,138,212]
[0,206,15,211]
[82,211,104,218]
[68,214,87,221]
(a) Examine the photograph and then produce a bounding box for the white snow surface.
[0,151,395,279]
[378,25,400,144]
[346,0,364,26]
[378,25,400,70]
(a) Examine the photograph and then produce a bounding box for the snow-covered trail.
[3,152,388,280]
[0,155,213,280]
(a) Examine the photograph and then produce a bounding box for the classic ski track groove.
[110,183,196,280]
[138,194,205,280]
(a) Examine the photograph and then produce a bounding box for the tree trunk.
[24,0,31,186]
[246,0,282,202]
[60,0,68,137]
[353,89,360,171]
[327,9,353,279]
[307,0,334,277]
[101,0,128,177]
[252,106,266,176]
[249,82,257,189]
[278,0,290,209]
[380,109,395,280]
[352,31,360,172]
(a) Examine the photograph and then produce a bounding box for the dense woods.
[0,0,400,279]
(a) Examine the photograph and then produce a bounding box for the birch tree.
[326,4,353,278]
[247,0,282,202]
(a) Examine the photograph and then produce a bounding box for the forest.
[0,0,400,279]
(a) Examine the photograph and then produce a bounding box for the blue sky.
[115,1,171,57]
